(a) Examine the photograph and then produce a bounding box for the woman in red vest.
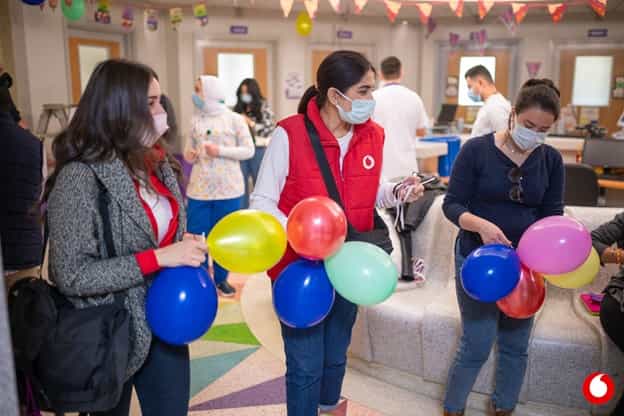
[251,51,424,416]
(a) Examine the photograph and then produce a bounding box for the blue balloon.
[146,266,218,345]
[22,0,45,5]
[273,260,335,328]
[461,244,521,302]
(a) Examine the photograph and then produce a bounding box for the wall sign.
[337,30,353,39]
[588,28,608,38]
[230,25,248,35]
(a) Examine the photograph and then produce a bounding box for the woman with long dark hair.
[44,59,206,416]
[233,78,275,208]
[442,79,565,416]
[251,50,424,416]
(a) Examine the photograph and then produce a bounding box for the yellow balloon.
[295,11,313,37]
[207,210,287,274]
[544,247,600,289]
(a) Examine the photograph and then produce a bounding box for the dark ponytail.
[297,50,373,115]
[515,78,561,120]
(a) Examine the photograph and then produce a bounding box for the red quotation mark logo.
[583,372,615,405]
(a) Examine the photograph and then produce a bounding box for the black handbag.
[9,172,130,415]
[305,116,393,254]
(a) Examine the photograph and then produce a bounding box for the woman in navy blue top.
[442,79,564,416]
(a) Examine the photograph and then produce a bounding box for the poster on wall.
[613,76,624,99]
[285,72,304,100]
[445,76,458,97]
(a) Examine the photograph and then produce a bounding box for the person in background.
[591,214,624,416]
[251,50,424,416]
[465,65,511,138]
[442,79,564,416]
[372,56,430,284]
[185,75,254,297]
[159,94,178,147]
[44,59,207,416]
[233,78,276,208]
[0,86,43,288]
[0,68,27,129]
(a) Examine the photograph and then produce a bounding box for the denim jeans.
[443,241,534,413]
[241,145,266,209]
[280,293,358,416]
[93,338,190,416]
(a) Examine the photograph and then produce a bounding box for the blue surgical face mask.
[241,93,253,104]
[467,88,482,103]
[192,93,204,110]
[333,89,375,125]
[511,124,547,151]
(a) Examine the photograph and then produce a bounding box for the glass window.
[458,56,497,107]
[78,45,110,94]
[217,53,254,107]
[572,56,613,107]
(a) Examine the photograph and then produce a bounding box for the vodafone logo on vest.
[362,155,375,170]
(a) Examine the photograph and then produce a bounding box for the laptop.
[434,104,458,127]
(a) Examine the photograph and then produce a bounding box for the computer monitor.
[582,138,624,169]
[435,104,458,126]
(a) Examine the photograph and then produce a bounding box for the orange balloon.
[497,266,546,319]
[287,196,347,260]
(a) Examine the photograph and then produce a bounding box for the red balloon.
[496,266,546,319]
[287,196,347,260]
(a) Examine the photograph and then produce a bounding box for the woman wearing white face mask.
[441,79,564,416]
[184,75,254,297]
[233,78,276,208]
[251,50,425,416]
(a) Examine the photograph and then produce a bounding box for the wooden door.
[203,47,268,102]
[559,49,624,134]
[68,37,120,104]
[445,49,511,123]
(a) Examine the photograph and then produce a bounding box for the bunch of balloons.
[273,197,398,328]
[461,216,596,319]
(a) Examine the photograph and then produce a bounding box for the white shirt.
[372,84,429,181]
[138,185,173,244]
[470,92,511,138]
[250,126,399,228]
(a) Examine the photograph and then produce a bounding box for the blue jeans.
[93,338,190,416]
[241,146,266,209]
[186,197,243,284]
[280,293,358,416]
[443,242,534,413]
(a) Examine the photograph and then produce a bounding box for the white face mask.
[511,123,547,152]
[241,93,253,104]
[333,89,375,125]
[142,112,169,147]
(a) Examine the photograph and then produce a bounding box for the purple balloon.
[517,216,591,275]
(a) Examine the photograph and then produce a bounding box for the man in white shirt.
[465,65,511,138]
[373,56,429,181]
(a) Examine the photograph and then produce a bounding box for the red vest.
[267,98,385,279]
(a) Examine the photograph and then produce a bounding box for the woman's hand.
[204,142,220,157]
[477,220,512,246]
[154,236,207,268]
[395,176,425,203]
[183,148,198,163]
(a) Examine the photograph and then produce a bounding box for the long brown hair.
[43,59,181,202]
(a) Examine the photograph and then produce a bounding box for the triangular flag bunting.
[384,0,401,23]
[526,61,541,77]
[499,7,516,35]
[449,0,464,17]
[511,3,528,23]
[449,32,460,48]
[588,0,607,16]
[478,0,495,19]
[353,0,368,14]
[328,0,342,13]
[547,3,566,22]
[304,0,319,18]
[280,0,293,17]
[425,16,437,39]
[417,3,432,24]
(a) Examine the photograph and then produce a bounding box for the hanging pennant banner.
[170,8,183,30]
[526,61,542,77]
[425,16,437,39]
[48,0,59,10]
[588,0,607,17]
[354,0,368,14]
[121,5,134,31]
[548,3,566,22]
[478,0,495,20]
[193,3,209,26]
[304,0,319,18]
[449,32,460,47]
[145,8,158,31]
[449,0,464,18]
[417,3,432,24]
[328,0,342,13]
[500,7,516,35]
[384,0,402,23]
[280,0,294,17]
[94,0,111,24]
[511,3,528,23]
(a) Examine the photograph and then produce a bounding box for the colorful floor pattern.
[187,274,383,415]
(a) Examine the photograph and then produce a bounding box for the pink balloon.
[497,266,546,319]
[517,216,591,275]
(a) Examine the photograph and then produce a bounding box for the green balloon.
[62,0,85,21]
[324,242,398,306]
